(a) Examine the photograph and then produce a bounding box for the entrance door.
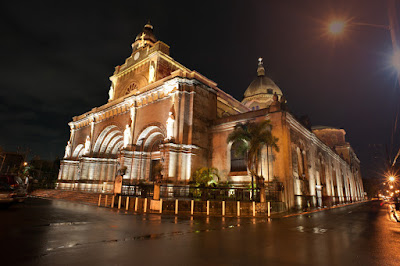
[150,159,160,182]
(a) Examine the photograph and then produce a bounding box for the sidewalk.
[107,199,368,219]
[275,200,369,219]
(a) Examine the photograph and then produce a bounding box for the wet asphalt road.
[1,199,399,266]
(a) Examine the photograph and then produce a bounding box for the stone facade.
[57,23,364,210]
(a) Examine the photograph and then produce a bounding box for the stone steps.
[31,189,109,205]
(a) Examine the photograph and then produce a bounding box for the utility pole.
[388,0,400,167]
[388,0,400,86]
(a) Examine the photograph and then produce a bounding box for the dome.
[242,58,283,109]
[132,22,157,50]
[134,23,157,43]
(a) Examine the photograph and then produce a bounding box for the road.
[1,198,399,266]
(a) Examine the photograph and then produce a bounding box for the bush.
[190,167,220,187]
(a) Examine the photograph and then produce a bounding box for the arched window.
[230,141,247,172]
[125,82,138,95]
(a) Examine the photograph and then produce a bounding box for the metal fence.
[121,182,283,202]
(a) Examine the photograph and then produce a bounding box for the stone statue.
[123,125,131,148]
[84,136,91,155]
[108,85,114,101]
[64,141,71,158]
[149,61,155,83]
[166,106,175,140]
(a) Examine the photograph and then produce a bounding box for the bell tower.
[108,23,174,102]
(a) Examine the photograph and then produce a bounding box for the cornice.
[286,113,359,167]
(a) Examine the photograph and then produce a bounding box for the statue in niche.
[148,61,156,83]
[84,136,91,155]
[64,141,71,158]
[123,125,131,148]
[108,85,114,101]
[166,105,175,140]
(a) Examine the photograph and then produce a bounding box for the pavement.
[98,197,369,219]
[0,198,400,266]
[2,198,399,265]
[33,192,367,219]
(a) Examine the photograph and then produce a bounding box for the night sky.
[1,0,399,179]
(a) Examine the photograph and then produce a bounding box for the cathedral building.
[57,23,364,209]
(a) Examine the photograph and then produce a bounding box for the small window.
[256,106,259,110]
[267,89,273,94]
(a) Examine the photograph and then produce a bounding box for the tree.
[227,120,279,200]
[191,167,220,187]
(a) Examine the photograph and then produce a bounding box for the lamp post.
[327,0,400,84]
[327,1,400,169]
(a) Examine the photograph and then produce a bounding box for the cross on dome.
[257,57,265,76]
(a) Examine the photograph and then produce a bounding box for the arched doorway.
[135,125,166,182]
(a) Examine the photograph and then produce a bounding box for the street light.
[327,1,400,168]
[328,21,345,35]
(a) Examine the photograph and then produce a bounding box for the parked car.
[0,175,27,203]
[0,181,15,207]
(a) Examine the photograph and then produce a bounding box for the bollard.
[111,195,115,208]
[253,201,256,217]
[98,194,102,207]
[222,201,225,216]
[160,199,163,214]
[267,201,271,217]
[207,200,210,216]
[191,200,194,215]
[118,196,122,209]
[237,201,240,217]
[144,198,147,213]
[126,197,130,211]
[175,199,179,215]
[135,197,138,212]
[105,195,108,207]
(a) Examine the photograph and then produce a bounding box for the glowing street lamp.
[389,176,395,182]
[328,21,345,35]
[326,12,400,83]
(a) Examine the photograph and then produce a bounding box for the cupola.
[242,58,283,110]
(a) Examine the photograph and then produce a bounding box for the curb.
[28,195,368,219]
[282,200,369,218]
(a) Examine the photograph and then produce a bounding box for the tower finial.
[145,20,153,29]
[257,57,265,76]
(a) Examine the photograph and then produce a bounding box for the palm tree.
[227,120,279,200]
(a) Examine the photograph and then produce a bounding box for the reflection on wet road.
[1,199,399,265]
